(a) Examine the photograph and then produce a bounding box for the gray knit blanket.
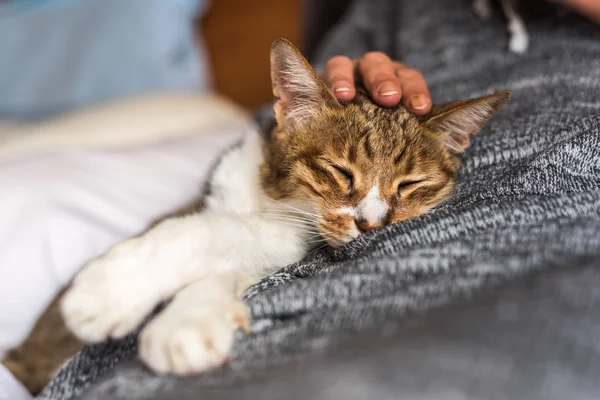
[39,1,600,399]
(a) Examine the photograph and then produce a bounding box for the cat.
[3,38,509,390]
[474,0,529,54]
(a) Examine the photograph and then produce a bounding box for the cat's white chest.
[61,128,318,375]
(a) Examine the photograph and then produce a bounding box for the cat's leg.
[139,270,253,374]
[473,0,492,20]
[61,212,306,343]
[502,0,529,54]
[61,216,214,342]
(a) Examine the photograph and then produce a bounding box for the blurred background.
[0,0,353,120]
[200,0,303,110]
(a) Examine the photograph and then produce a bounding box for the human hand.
[323,52,432,115]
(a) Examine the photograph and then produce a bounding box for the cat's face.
[264,39,509,247]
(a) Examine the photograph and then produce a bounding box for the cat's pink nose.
[355,218,382,233]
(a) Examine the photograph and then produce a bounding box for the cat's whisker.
[261,215,319,228]
[311,243,330,252]
[304,232,326,240]
[262,214,318,226]
[261,216,319,231]
[261,219,321,234]
[305,239,329,245]
[265,198,319,218]
[304,232,324,237]
[261,212,316,224]
[272,208,319,220]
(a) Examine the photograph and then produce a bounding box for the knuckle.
[397,68,424,80]
[362,51,390,64]
[370,73,398,85]
[326,55,351,69]
[328,74,350,83]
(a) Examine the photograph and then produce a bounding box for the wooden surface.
[198,0,304,111]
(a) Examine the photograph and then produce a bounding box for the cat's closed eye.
[396,179,425,196]
[331,165,354,192]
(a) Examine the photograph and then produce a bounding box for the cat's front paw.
[61,240,159,342]
[139,301,250,375]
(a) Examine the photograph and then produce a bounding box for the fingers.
[322,52,432,114]
[357,52,402,107]
[395,63,432,115]
[324,56,356,102]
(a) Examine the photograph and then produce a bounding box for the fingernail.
[376,82,399,97]
[408,94,430,110]
[333,82,352,93]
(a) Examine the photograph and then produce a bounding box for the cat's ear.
[270,38,339,131]
[424,91,510,154]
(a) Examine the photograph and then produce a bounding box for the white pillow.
[0,93,253,356]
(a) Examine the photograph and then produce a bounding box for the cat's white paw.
[139,300,250,375]
[61,239,158,342]
[473,0,492,20]
[509,31,529,54]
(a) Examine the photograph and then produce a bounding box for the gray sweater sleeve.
[312,0,399,72]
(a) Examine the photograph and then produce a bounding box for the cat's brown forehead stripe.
[346,87,416,162]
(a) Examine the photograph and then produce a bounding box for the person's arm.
[551,0,600,24]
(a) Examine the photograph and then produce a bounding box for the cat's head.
[263,38,509,247]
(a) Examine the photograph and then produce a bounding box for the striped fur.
[263,39,510,245]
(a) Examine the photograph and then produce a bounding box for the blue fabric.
[0,0,209,120]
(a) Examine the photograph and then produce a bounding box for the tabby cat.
[3,38,509,392]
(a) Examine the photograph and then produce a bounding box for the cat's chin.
[316,219,361,249]
[320,233,357,249]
